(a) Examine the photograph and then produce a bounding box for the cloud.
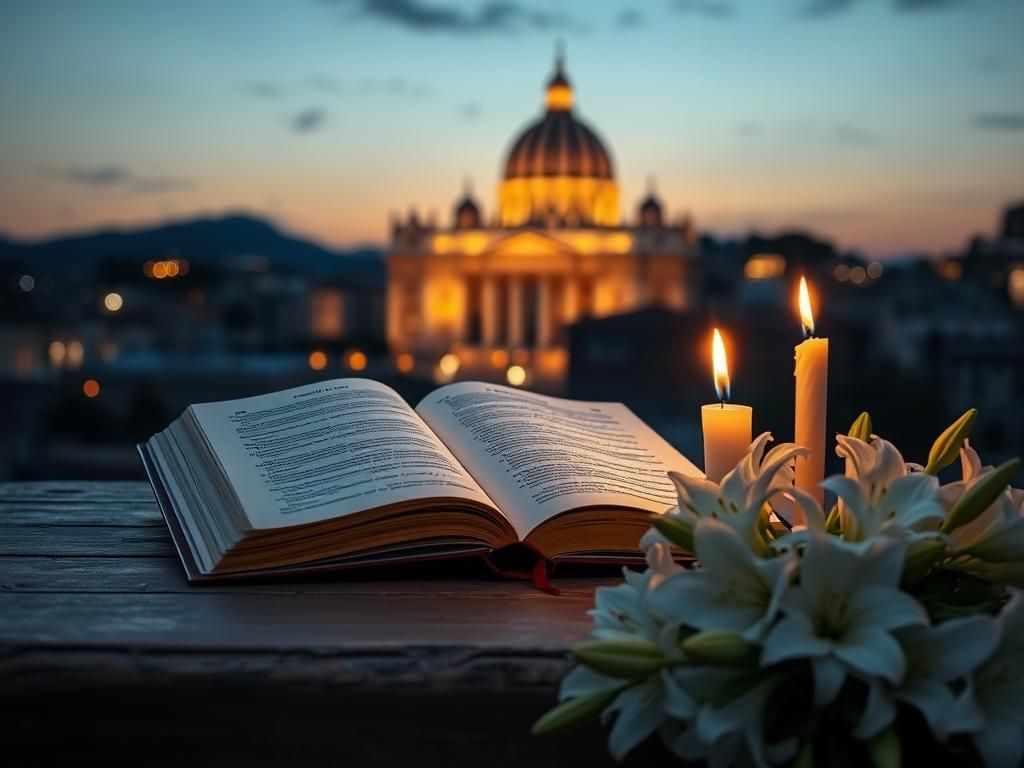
[615,8,644,28]
[672,0,736,19]
[246,80,287,99]
[44,165,194,194]
[835,121,878,146]
[356,76,431,99]
[801,0,965,16]
[292,106,328,133]
[973,112,1024,132]
[308,73,344,93]
[319,0,580,34]
[457,100,482,120]
[892,0,964,10]
[800,0,857,17]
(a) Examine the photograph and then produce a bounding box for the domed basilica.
[387,52,698,390]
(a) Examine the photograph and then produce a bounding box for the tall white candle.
[794,277,829,513]
[702,328,752,483]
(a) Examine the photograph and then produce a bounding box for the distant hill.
[0,213,384,287]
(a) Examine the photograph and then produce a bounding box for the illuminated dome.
[498,52,620,228]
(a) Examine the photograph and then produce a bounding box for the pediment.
[481,229,575,258]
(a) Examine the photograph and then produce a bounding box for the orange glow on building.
[48,340,66,366]
[395,352,415,373]
[346,349,368,371]
[744,254,786,280]
[498,176,620,229]
[309,290,346,339]
[308,350,328,371]
[147,259,188,279]
[438,353,461,377]
[66,340,84,368]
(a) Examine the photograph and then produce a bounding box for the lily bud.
[649,514,695,554]
[925,409,977,475]
[531,687,620,735]
[792,741,815,768]
[941,458,1020,533]
[902,537,946,583]
[572,638,665,679]
[867,728,901,768]
[681,629,754,665]
[848,411,872,442]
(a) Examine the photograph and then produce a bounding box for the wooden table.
[0,482,638,767]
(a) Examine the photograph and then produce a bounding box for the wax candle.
[702,328,752,483]
[794,277,829,512]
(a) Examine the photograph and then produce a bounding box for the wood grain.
[0,482,636,766]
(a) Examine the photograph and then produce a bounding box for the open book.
[139,379,701,582]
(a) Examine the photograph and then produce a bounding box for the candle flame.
[712,328,730,403]
[798,276,815,337]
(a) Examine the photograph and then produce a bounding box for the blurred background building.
[387,54,697,390]
[1,0,1022,481]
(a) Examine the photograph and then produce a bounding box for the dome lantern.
[545,46,573,113]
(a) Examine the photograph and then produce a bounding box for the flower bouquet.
[532,410,1024,767]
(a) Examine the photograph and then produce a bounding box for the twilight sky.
[1,0,1022,257]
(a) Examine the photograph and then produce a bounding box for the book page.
[190,379,496,529]
[416,382,700,539]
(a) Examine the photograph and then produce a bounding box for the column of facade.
[507,276,524,347]
[455,278,469,343]
[562,275,579,326]
[481,275,497,346]
[536,276,552,349]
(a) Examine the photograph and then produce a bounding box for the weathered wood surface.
[0,482,635,767]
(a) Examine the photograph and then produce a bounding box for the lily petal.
[761,612,831,666]
[605,681,663,761]
[812,655,847,705]
[834,625,907,683]
[854,678,897,739]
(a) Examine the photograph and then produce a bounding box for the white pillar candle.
[702,328,753,483]
[794,277,829,514]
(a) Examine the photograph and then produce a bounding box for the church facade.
[386,54,698,391]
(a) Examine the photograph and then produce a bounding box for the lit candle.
[794,276,829,511]
[701,328,752,483]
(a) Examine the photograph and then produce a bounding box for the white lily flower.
[602,677,664,761]
[556,665,669,760]
[563,540,685,760]
[556,655,669,761]
[824,434,946,546]
[590,538,683,647]
[855,614,1000,740]
[648,517,797,642]
[761,532,928,705]
[943,445,1024,585]
[659,432,810,555]
[971,590,1024,768]
[660,665,797,768]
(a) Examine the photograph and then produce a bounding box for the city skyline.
[2,0,1022,257]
